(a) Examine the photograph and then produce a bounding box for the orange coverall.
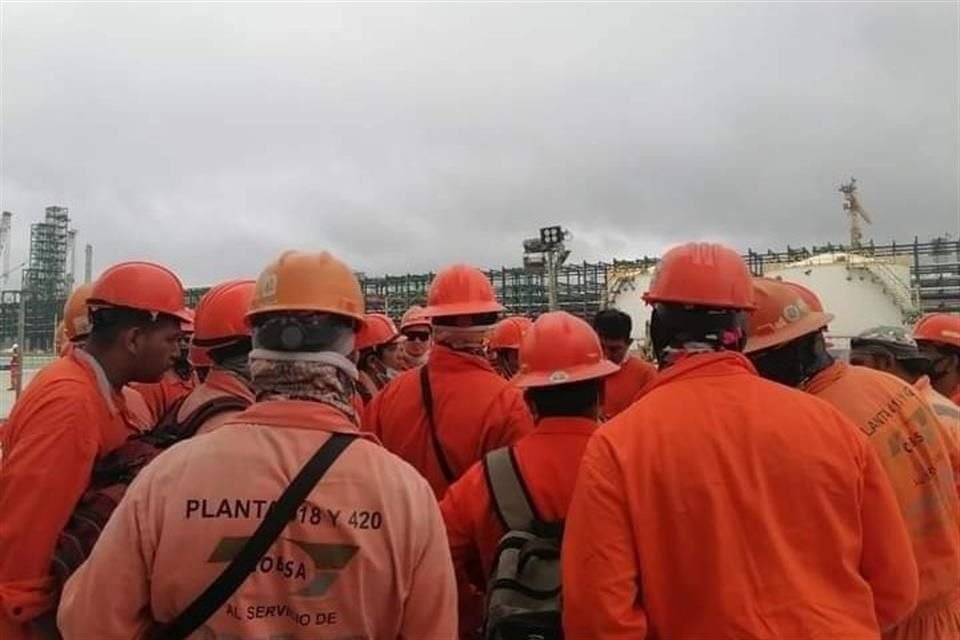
[562,352,918,640]
[806,362,960,639]
[0,349,146,640]
[602,354,657,419]
[57,400,457,640]
[364,344,533,498]
[441,416,597,635]
[182,368,255,436]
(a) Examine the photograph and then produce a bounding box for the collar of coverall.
[531,416,599,436]
[71,348,120,415]
[800,359,847,395]
[220,398,379,437]
[202,368,256,403]
[637,351,757,402]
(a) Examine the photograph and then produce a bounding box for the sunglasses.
[403,331,431,342]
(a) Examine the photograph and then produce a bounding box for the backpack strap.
[483,447,539,532]
[148,394,250,447]
[420,366,456,484]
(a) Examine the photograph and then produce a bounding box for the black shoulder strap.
[419,366,456,484]
[151,432,356,640]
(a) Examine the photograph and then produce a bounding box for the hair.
[251,312,355,354]
[525,379,602,418]
[432,312,499,328]
[593,309,632,342]
[649,303,747,365]
[88,307,164,347]
[208,337,253,365]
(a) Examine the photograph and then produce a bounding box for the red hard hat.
[355,313,403,351]
[643,243,755,310]
[89,261,191,322]
[424,264,504,318]
[188,343,213,368]
[513,311,619,388]
[783,281,825,312]
[488,316,532,351]
[745,278,834,354]
[914,313,960,349]
[193,280,256,346]
[400,305,431,332]
[63,283,94,341]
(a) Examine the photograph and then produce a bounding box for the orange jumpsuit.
[57,400,457,640]
[181,368,256,436]
[132,368,197,424]
[806,362,960,639]
[0,349,146,640]
[61,341,153,432]
[915,376,960,474]
[441,416,596,637]
[562,352,918,640]
[602,354,657,419]
[364,344,533,498]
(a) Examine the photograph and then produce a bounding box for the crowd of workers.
[0,242,958,640]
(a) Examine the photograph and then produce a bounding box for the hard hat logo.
[782,300,807,324]
[549,370,571,383]
[258,273,279,305]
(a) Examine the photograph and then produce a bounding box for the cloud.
[1,2,957,286]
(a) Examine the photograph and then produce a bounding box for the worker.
[485,315,531,379]
[914,313,960,404]
[355,313,407,404]
[400,304,431,368]
[364,264,533,498]
[441,311,618,638]
[0,261,188,640]
[591,308,657,418]
[59,282,153,431]
[57,250,457,640]
[164,280,257,437]
[561,243,918,639]
[7,345,20,392]
[132,307,198,422]
[745,277,960,640]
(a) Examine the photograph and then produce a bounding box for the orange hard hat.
[513,312,619,388]
[744,278,835,354]
[188,343,213,368]
[914,313,960,349]
[89,261,191,322]
[783,280,825,312]
[400,305,431,332]
[488,316,533,351]
[193,280,256,346]
[643,243,755,310]
[247,251,365,325]
[355,313,403,351]
[424,264,504,318]
[63,283,95,341]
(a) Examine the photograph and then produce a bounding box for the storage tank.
[608,252,918,351]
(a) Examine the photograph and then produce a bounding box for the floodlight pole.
[546,248,559,312]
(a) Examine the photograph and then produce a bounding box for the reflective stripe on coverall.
[602,354,657,419]
[440,416,596,636]
[562,352,918,640]
[364,344,533,498]
[806,362,960,639]
[0,349,145,640]
[57,399,457,640]
[182,368,256,436]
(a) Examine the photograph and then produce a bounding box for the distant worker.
[57,250,456,640]
[400,304,431,368]
[0,261,188,640]
[365,264,533,498]
[59,282,153,431]
[562,244,918,639]
[355,313,407,404]
[486,315,531,379]
[591,308,657,418]
[442,311,617,638]
[746,277,959,640]
[914,313,960,405]
[163,280,257,437]
[7,345,20,392]
[132,307,198,423]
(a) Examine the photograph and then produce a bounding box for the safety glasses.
[403,331,431,342]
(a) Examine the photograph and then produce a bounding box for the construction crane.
[839,177,872,248]
[0,211,11,290]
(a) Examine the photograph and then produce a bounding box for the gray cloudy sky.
[1,2,958,287]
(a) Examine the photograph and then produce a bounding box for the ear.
[121,325,147,355]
